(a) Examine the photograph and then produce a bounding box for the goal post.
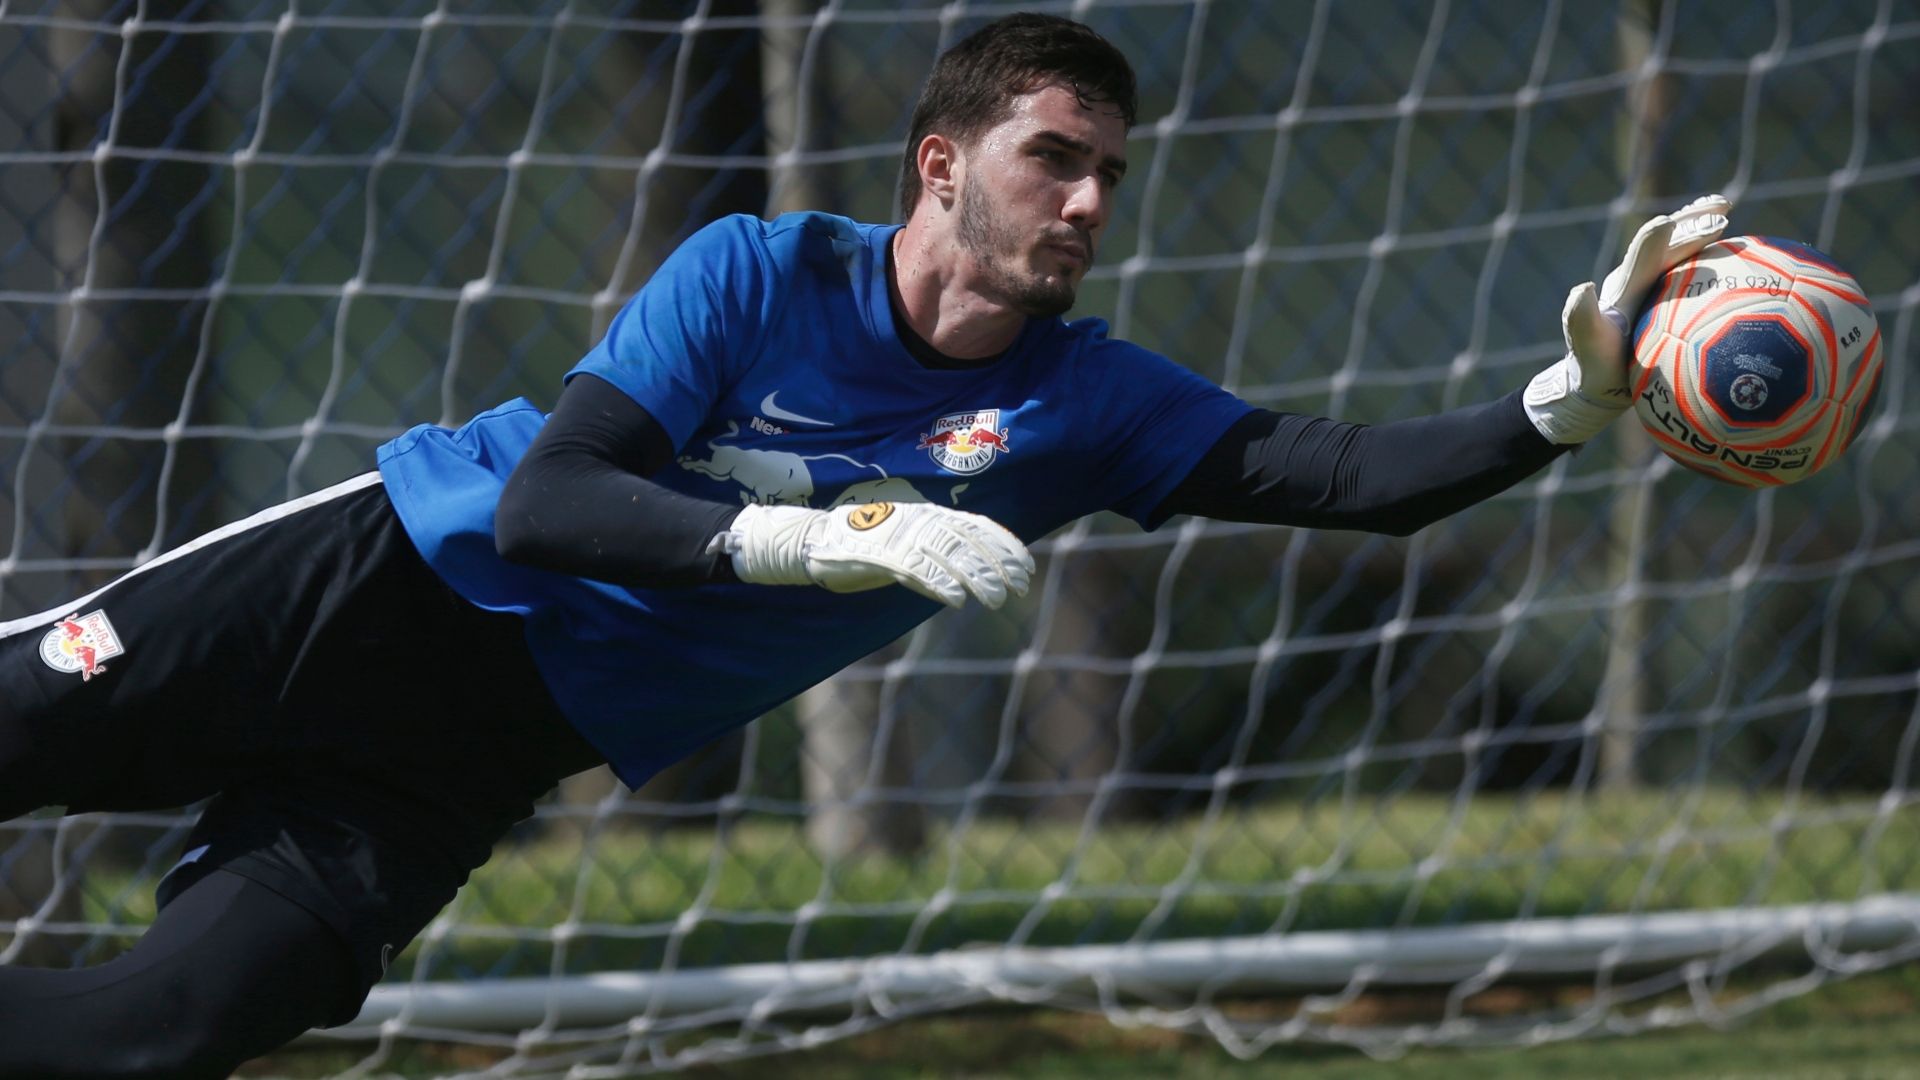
[3,0,1919,1074]
[329,896,1920,1040]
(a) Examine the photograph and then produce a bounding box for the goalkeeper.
[0,12,1728,1077]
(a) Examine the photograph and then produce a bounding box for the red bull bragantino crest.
[39,609,124,681]
[916,409,1011,475]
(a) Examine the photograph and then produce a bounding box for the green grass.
[42,788,1920,1077]
[414,787,1920,979]
[64,788,1920,983]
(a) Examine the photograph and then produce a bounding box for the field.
[70,789,1920,979]
[240,962,1920,1078]
[54,788,1914,1077]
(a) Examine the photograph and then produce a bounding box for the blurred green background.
[1,0,1917,1066]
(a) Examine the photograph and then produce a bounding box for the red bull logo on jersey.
[39,609,124,681]
[917,409,1011,475]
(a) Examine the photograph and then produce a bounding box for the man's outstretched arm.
[1154,390,1565,537]
[1156,194,1734,536]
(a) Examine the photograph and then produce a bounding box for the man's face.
[951,83,1128,317]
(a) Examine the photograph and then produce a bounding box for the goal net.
[3,0,1917,1074]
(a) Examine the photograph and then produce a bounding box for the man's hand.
[716,501,1035,610]
[1524,194,1733,444]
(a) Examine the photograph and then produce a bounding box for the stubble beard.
[955,180,1080,319]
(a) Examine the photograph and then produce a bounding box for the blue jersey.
[377,212,1253,787]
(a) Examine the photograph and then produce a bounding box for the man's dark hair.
[897,13,1137,219]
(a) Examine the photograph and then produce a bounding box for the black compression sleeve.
[1156,389,1570,536]
[494,374,741,587]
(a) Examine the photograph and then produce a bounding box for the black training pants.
[0,474,604,1077]
[0,870,351,1079]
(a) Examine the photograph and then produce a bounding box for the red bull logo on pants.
[918,409,1012,475]
[39,609,124,681]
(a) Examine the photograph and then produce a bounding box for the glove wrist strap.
[1524,353,1630,445]
[716,503,820,586]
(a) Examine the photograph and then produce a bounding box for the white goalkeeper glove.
[1524,193,1733,444]
[713,501,1034,610]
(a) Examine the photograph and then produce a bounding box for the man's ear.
[916,133,960,209]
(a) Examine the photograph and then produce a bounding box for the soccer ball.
[1630,235,1882,487]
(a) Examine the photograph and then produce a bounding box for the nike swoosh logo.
[761,392,834,427]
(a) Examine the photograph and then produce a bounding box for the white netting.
[2,0,1919,1075]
